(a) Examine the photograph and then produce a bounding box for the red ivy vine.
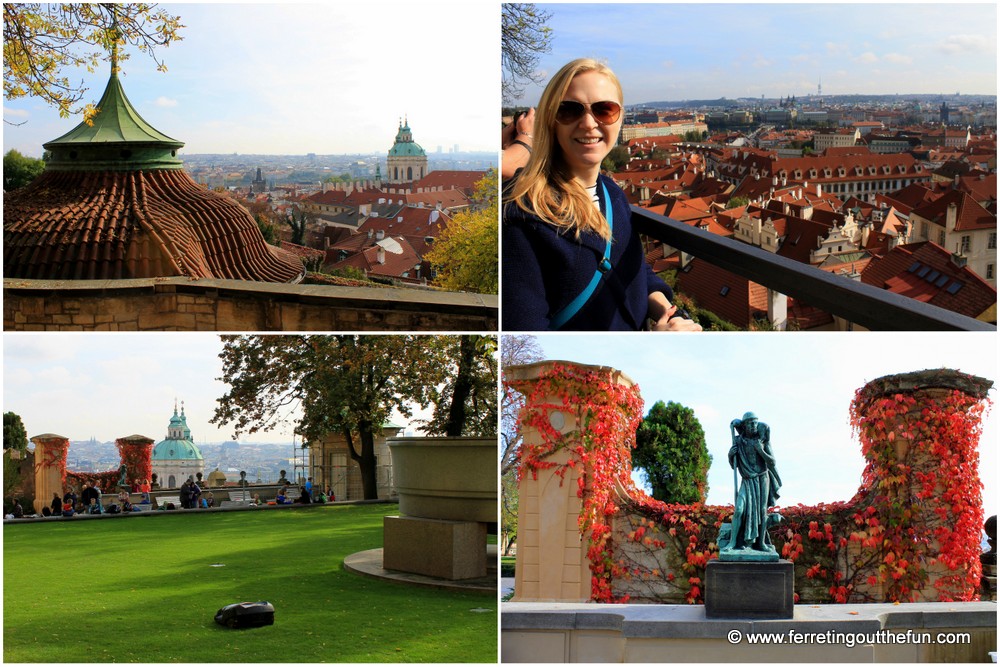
[516,363,645,602]
[34,438,154,496]
[850,387,989,602]
[517,364,990,605]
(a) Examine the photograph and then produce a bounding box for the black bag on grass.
[215,601,275,629]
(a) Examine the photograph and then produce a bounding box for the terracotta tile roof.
[955,173,997,205]
[413,170,486,196]
[4,169,304,282]
[911,189,996,233]
[859,241,996,320]
[305,189,350,206]
[875,183,942,216]
[358,206,449,239]
[326,235,423,282]
[676,259,768,328]
[279,241,324,262]
[402,189,469,211]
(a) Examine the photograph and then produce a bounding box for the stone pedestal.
[382,515,486,580]
[705,559,794,619]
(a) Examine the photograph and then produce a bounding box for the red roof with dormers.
[860,241,996,320]
[676,259,768,327]
[402,189,469,211]
[326,235,424,282]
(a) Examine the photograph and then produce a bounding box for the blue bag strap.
[549,182,614,329]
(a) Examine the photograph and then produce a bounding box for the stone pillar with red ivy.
[115,435,155,490]
[850,368,993,603]
[30,433,70,514]
[505,360,645,603]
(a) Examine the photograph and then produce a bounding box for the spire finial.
[109,5,122,74]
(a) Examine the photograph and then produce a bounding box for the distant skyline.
[3,3,498,158]
[514,3,997,105]
[529,333,997,517]
[2,334,429,447]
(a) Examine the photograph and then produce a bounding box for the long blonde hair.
[507,58,623,241]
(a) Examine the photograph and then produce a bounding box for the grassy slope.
[3,504,496,663]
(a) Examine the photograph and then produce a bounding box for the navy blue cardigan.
[502,174,672,331]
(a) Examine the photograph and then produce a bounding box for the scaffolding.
[291,434,350,499]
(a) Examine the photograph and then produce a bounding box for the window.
[988,264,995,280]
[960,236,971,253]
[938,230,945,245]
[989,232,997,250]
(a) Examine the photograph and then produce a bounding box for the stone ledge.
[501,601,997,639]
[4,277,497,331]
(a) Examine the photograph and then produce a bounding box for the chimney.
[377,246,386,265]
[376,229,385,241]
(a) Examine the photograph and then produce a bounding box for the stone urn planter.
[383,436,497,580]
[387,436,496,523]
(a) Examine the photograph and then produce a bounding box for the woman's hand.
[648,292,703,331]
[501,108,536,179]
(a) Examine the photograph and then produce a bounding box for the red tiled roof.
[279,241,324,262]
[4,170,304,282]
[358,206,450,239]
[676,259,768,328]
[326,235,423,281]
[403,189,469,210]
[859,241,996,320]
[911,189,996,233]
[413,170,486,196]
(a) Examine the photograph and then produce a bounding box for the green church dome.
[152,402,203,461]
[387,118,425,158]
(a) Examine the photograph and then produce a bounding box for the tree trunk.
[445,335,477,437]
[343,423,380,500]
[357,426,379,500]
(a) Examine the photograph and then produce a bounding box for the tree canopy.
[3,149,45,190]
[501,3,553,104]
[3,3,183,123]
[500,335,544,555]
[424,170,498,294]
[3,412,29,499]
[632,400,711,504]
[211,335,496,499]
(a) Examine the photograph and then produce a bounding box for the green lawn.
[3,504,497,663]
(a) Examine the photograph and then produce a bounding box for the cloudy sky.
[2,334,436,446]
[526,333,997,516]
[514,3,997,104]
[3,2,498,157]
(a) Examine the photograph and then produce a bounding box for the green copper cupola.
[43,69,184,171]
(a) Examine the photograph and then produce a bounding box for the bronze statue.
[721,412,782,561]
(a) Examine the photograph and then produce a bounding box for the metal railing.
[632,206,995,331]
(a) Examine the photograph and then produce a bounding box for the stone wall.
[4,277,497,331]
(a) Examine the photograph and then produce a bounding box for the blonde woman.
[502,58,700,332]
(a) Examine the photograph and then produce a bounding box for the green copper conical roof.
[43,69,184,171]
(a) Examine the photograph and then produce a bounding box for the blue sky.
[2,334,433,446]
[530,333,997,516]
[3,2,498,157]
[515,3,997,105]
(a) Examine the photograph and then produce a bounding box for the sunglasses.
[555,100,622,126]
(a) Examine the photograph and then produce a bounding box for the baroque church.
[151,402,205,489]
[385,117,428,185]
